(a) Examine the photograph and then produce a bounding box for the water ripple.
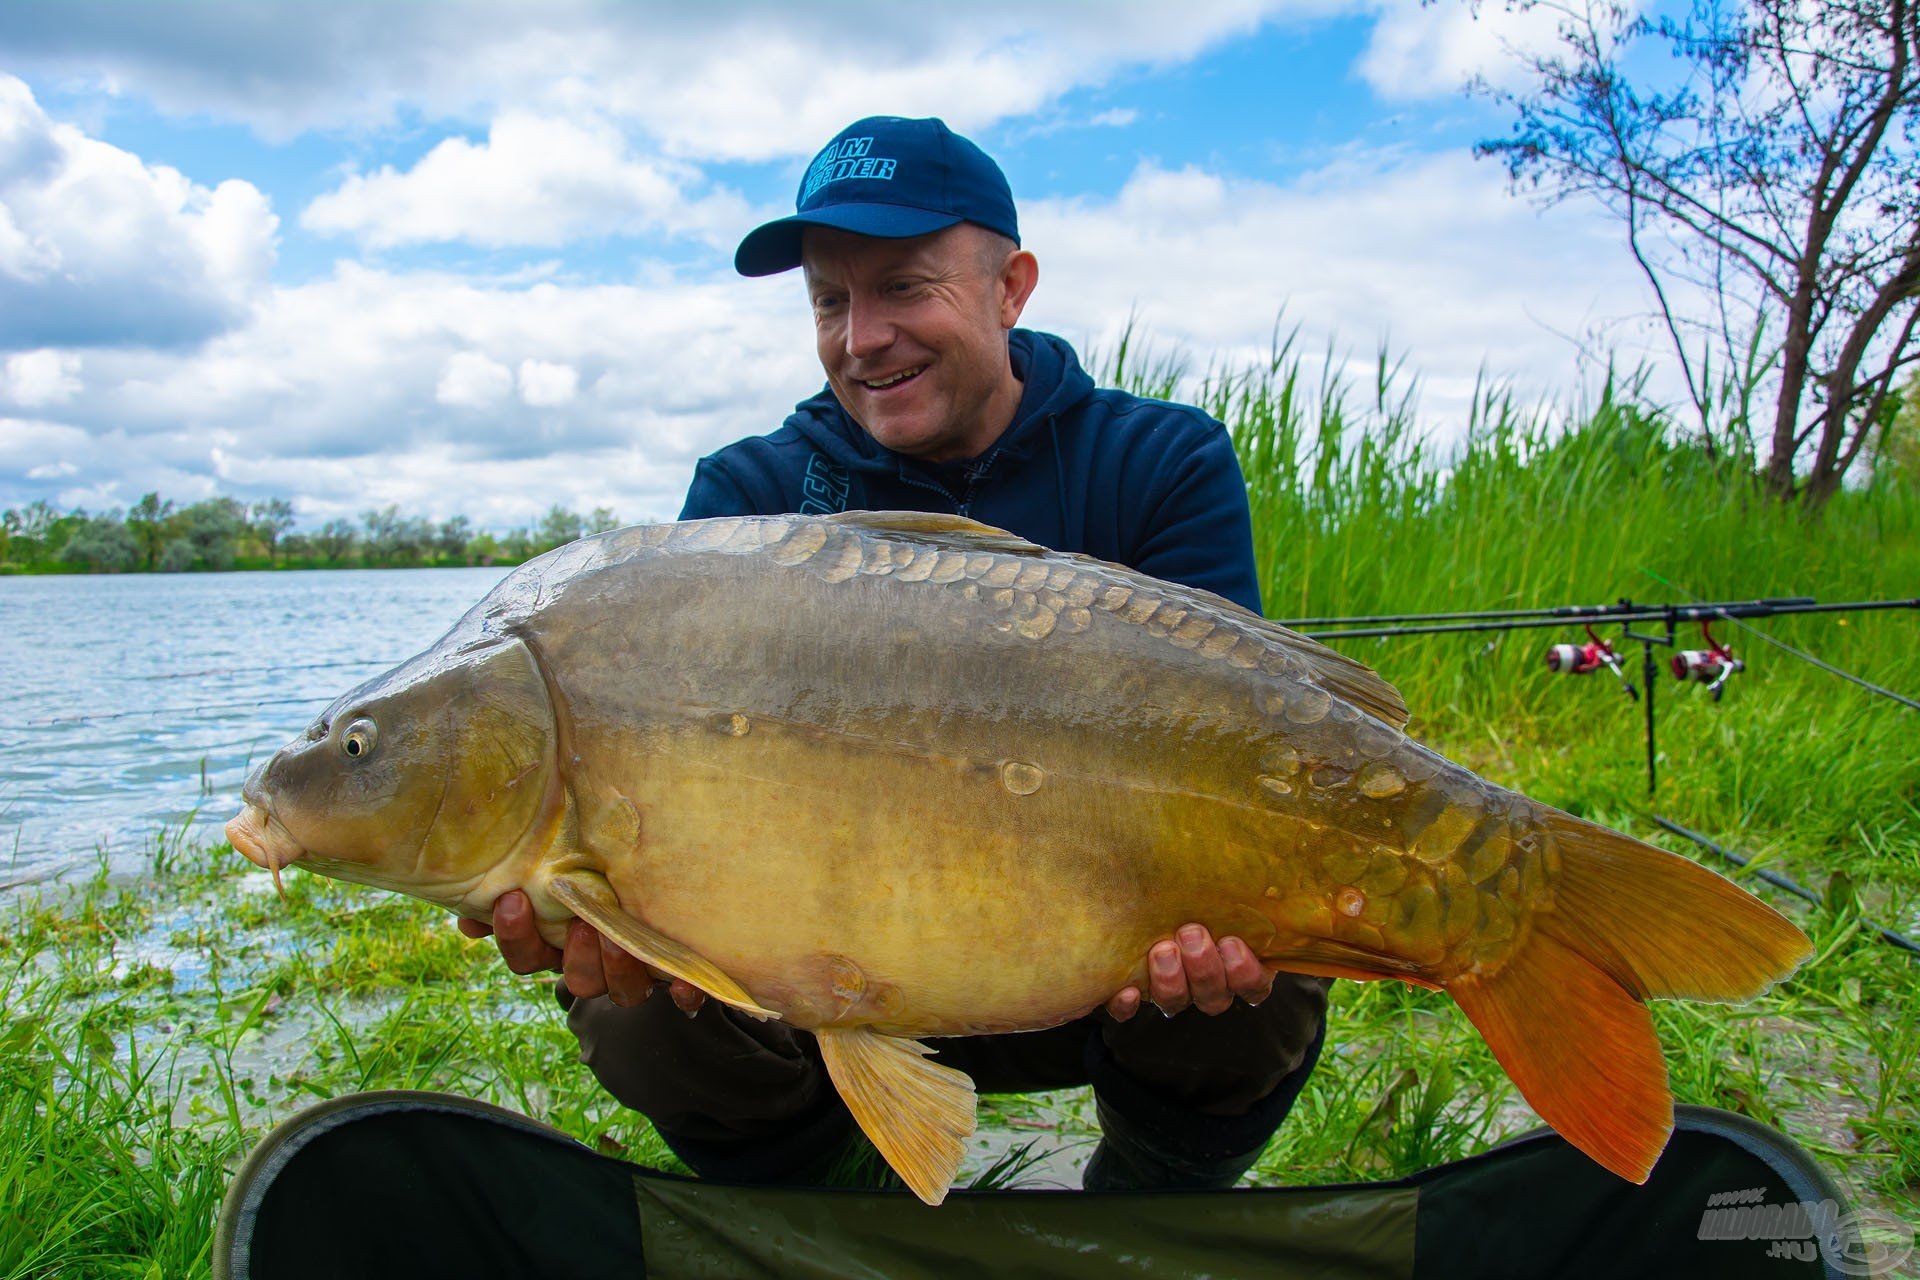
[0,566,512,877]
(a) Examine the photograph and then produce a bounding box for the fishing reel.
[1670,622,1743,701]
[1543,625,1638,700]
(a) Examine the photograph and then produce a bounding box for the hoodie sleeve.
[678,457,759,520]
[1130,420,1264,616]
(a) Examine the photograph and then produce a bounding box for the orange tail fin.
[1449,811,1812,1183]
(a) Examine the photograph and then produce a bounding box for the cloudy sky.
[0,1,1670,529]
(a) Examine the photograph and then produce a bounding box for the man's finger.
[598,934,659,1007]
[667,979,706,1016]
[562,919,609,999]
[494,890,563,974]
[1147,940,1190,1016]
[1220,936,1275,1004]
[456,917,493,940]
[1106,985,1142,1022]
[1178,923,1232,1014]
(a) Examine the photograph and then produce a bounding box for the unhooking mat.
[213,1090,1864,1279]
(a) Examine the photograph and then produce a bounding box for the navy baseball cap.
[734,116,1019,277]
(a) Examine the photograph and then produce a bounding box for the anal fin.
[1270,939,1443,990]
[548,871,779,1021]
[816,1026,976,1206]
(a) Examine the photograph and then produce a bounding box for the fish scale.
[228,510,1811,1205]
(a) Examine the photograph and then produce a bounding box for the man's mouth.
[859,364,927,392]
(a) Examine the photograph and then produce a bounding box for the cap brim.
[733,204,964,277]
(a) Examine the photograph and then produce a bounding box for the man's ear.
[998,250,1039,329]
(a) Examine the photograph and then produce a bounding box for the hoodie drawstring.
[1049,413,1070,549]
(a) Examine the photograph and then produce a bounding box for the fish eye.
[341,718,378,759]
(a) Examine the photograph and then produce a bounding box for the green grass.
[1138,339,1919,1228]
[4,338,1919,1273]
[0,839,689,1280]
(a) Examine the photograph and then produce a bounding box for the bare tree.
[1475,0,1920,506]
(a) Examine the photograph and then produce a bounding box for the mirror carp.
[228,511,1811,1204]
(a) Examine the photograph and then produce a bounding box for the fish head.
[226,636,557,902]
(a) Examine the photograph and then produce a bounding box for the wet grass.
[5,341,1919,1272]
[0,839,690,1279]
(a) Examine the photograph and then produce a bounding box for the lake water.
[0,567,513,881]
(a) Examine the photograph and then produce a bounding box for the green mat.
[215,1090,1857,1279]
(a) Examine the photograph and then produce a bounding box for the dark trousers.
[566,973,1330,1186]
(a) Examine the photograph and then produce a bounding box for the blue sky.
[0,1,1668,528]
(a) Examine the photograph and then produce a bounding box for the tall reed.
[1103,332,1920,873]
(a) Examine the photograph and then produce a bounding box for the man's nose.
[843,296,893,360]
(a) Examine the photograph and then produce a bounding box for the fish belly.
[591,718,1275,1036]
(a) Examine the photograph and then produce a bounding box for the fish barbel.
[227,512,1811,1204]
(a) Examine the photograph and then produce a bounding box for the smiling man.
[467,116,1330,1193]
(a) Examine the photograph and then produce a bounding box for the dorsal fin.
[825,509,1044,553]
[818,510,1410,728]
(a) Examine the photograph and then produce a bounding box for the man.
[465,116,1330,1192]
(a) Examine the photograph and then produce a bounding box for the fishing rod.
[1283,594,1920,798]
[1291,592,1920,960]
[1288,596,1916,641]
[1278,597,1818,628]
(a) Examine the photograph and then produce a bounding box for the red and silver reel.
[1543,625,1638,698]
[1670,622,1743,701]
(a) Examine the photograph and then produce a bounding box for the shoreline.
[0,559,527,578]
[2,817,1912,1273]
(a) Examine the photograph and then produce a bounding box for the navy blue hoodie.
[679,329,1262,614]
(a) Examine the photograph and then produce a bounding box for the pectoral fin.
[548,871,779,1021]
[816,1026,976,1206]
[1271,938,1444,990]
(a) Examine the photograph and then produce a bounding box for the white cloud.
[435,351,514,408]
[1087,108,1140,129]
[0,74,276,349]
[516,358,579,407]
[2,348,82,406]
[2,145,1681,528]
[1357,1,1606,101]
[0,1,1334,157]
[302,112,754,249]
[0,14,1689,532]
[1021,149,1680,429]
[3,261,821,524]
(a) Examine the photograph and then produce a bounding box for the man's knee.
[1097,973,1330,1116]
[567,992,834,1144]
[1079,978,1329,1191]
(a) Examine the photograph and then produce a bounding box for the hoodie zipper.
[896,470,965,514]
[898,448,999,518]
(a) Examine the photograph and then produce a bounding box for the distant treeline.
[0,495,625,574]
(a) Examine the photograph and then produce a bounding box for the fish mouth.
[226,802,305,875]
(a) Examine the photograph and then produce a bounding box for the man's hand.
[1105,923,1275,1021]
[456,890,706,1014]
